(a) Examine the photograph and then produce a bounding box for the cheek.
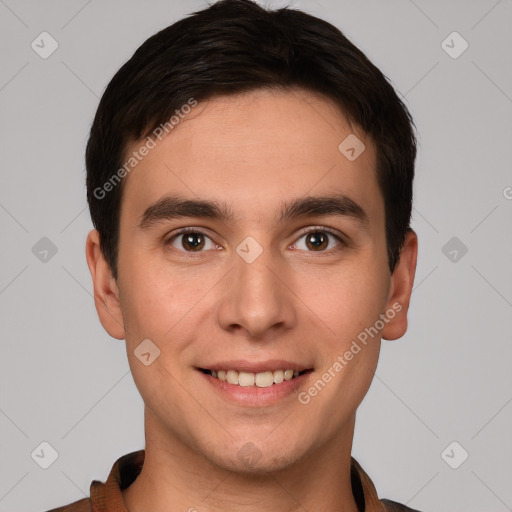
[298,259,389,343]
[117,247,182,334]
[117,254,211,378]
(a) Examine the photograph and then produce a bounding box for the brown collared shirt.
[46,450,421,512]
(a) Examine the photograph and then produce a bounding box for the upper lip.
[198,360,313,373]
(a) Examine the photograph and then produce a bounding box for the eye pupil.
[307,232,328,251]
[183,233,204,251]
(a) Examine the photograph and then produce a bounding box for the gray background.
[0,0,511,511]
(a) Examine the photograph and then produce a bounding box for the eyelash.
[165,227,346,255]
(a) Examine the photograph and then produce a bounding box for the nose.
[216,245,297,340]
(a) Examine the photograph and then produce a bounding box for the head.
[86,0,417,473]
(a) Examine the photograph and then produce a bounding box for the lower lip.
[198,370,312,407]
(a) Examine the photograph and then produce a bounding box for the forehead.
[119,88,382,228]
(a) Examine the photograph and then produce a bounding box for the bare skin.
[86,87,417,512]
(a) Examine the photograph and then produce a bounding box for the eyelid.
[295,225,346,241]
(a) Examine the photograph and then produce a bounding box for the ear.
[85,229,126,340]
[381,229,418,341]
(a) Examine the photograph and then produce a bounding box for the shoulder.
[45,497,91,511]
[350,456,424,512]
[381,498,423,511]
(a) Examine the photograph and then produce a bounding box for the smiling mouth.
[199,368,312,388]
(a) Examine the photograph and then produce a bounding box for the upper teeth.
[212,369,299,387]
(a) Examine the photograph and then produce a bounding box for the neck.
[122,408,360,512]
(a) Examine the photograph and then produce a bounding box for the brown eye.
[181,232,205,251]
[168,230,217,253]
[291,229,343,252]
[305,232,329,251]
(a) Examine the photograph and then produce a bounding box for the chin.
[210,437,307,475]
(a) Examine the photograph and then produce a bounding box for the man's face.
[98,88,408,472]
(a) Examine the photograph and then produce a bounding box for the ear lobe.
[381,229,418,341]
[85,229,126,340]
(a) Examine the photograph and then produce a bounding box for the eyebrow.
[138,193,368,230]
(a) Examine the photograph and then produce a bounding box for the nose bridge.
[237,246,278,302]
[217,237,296,338]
